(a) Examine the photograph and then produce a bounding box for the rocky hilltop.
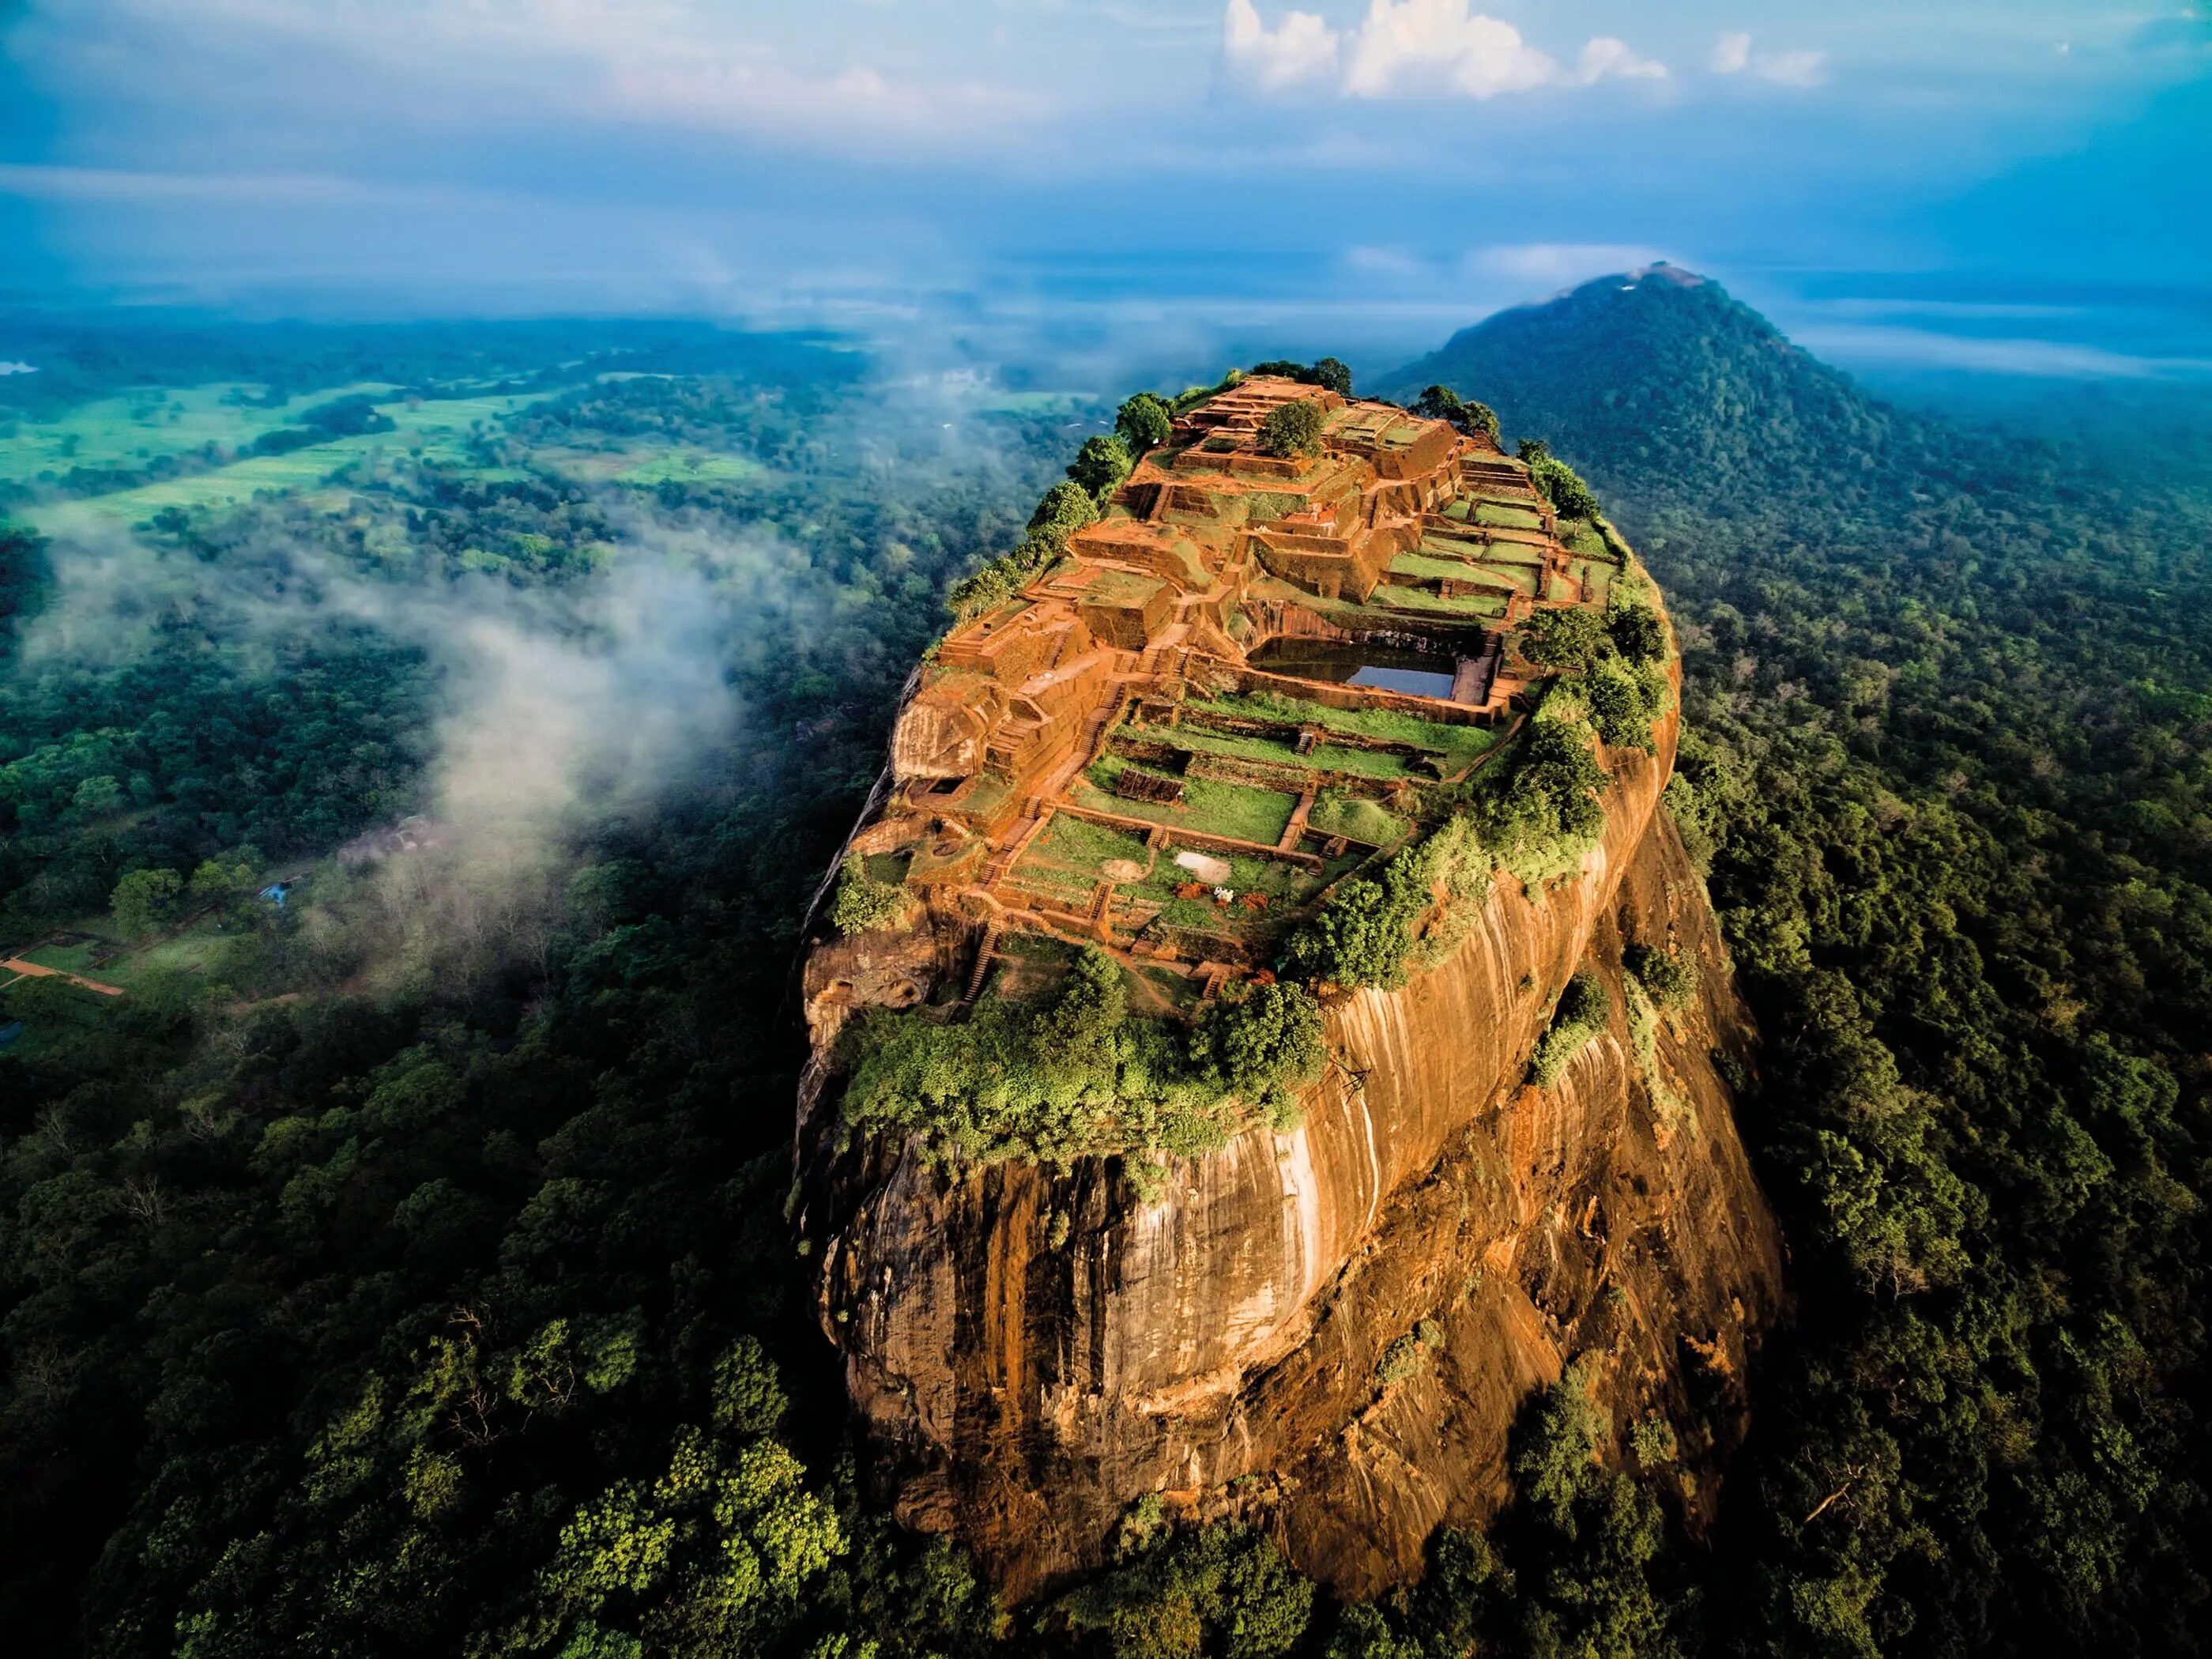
[792,369,1784,1597]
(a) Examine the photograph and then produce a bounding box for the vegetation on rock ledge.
[838,947,1325,1172]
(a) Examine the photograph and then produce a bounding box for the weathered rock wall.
[794,702,1785,1599]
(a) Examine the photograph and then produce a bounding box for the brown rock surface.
[794,691,1787,1597]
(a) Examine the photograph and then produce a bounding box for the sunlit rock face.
[794,663,1786,1598]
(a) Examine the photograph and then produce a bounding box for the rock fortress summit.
[792,371,1786,1598]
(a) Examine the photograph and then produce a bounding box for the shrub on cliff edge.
[828,854,917,936]
[838,948,1325,1167]
[1529,971,1610,1087]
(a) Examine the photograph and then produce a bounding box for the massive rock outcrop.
[794,683,1785,1597]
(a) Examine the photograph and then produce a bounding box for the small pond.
[1249,638,1460,700]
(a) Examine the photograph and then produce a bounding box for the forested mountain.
[1392,270,2212,1656]
[2,285,2206,1658]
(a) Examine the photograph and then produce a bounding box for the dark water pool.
[1249,639,1459,699]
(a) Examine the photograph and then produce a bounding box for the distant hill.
[1380,264,1925,515]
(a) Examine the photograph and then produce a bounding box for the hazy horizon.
[5,2,2210,393]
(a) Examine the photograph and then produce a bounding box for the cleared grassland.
[23,390,552,526]
[0,382,407,485]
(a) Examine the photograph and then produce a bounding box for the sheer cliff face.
[796,702,1785,1600]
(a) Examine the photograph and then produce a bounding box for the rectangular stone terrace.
[858,375,1623,994]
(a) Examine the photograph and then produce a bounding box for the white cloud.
[1342,243,1428,277]
[1222,0,1340,89]
[1574,37,1667,85]
[1757,48,1830,87]
[1469,241,1669,288]
[1342,0,1555,98]
[1223,1,1664,100]
[0,162,507,210]
[1706,29,1829,87]
[1791,324,2212,380]
[20,0,1047,154]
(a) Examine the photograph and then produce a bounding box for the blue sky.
[2,2,2207,379]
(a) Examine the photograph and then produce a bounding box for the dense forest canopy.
[3,292,2209,1657]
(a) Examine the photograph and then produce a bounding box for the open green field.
[0,381,405,485]
[21,390,554,526]
[598,450,763,487]
[17,922,236,994]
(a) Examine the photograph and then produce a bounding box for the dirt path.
[1,957,126,996]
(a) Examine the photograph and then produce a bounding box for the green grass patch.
[1369,585,1510,621]
[25,391,553,524]
[1463,560,1541,597]
[1190,690,1498,769]
[1306,792,1409,846]
[1474,500,1544,530]
[605,450,763,487]
[0,381,398,486]
[1074,758,1298,846]
[16,923,233,994]
[1390,551,1489,583]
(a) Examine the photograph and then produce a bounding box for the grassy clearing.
[1570,558,1616,605]
[26,391,552,524]
[1390,551,1487,583]
[1475,500,1544,530]
[1307,792,1410,846]
[1166,720,1425,781]
[1073,758,1299,846]
[14,920,235,994]
[0,381,403,485]
[1370,585,1510,620]
[1475,539,1549,567]
[1190,690,1498,767]
[601,451,763,487]
[1012,816,1155,900]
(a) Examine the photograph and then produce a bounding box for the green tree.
[1068,435,1136,500]
[1063,1513,1313,1659]
[1529,971,1609,1085]
[111,866,184,937]
[1278,877,1404,988]
[1309,356,1352,397]
[188,845,263,919]
[1410,384,1463,422]
[1192,982,1324,1110]
[1521,606,1607,671]
[1115,394,1174,454]
[1624,943,1694,1009]
[1530,454,1600,520]
[1607,603,1667,665]
[829,855,918,937]
[1409,385,1500,442]
[1028,481,1100,546]
[1496,1360,1689,1659]
[1257,401,1327,461]
[70,773,123,815]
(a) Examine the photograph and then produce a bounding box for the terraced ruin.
[832,374,1626,1005]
